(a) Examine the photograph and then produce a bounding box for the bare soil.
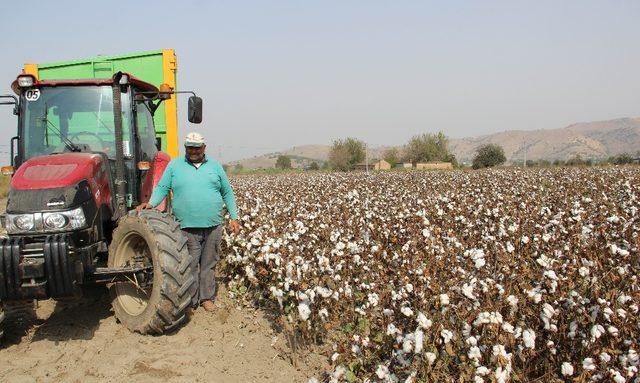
[0,286,326,383]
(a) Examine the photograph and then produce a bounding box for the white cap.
[184,132,205,147]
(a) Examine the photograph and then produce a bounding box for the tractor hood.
[11,153,104,191]
[6,153,109,213]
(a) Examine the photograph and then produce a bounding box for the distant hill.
[450,117,640,163]
[229,145,329,169]
[229,117,640,168]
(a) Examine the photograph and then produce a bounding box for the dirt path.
[0,285,326,383]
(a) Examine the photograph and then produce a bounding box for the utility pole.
[365,142,369,174]
[523,137,527,168]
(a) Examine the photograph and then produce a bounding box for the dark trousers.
[182,225,223,305]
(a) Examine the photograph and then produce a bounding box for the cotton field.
[222,168,639,382]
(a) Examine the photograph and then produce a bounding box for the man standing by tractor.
[138,132,241,312]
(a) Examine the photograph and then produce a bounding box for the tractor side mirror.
[0,95,19,115]
[155,137,162,150]
[188,96,202,124]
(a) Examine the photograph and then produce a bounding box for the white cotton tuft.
[376,365,390,379]
[414,330,424,354]
[561,362,574,376]
[583,358,596,371]
[417,312,433,329]
[441,329,454,344]
[297,301,311,321]
[522,329,536,349]
[401,306,414,317]
[425,352,436,365]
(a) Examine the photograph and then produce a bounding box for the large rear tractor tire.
[108,210,196,335]
[0,305,4,341]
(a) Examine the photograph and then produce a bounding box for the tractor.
[0,71,202,337]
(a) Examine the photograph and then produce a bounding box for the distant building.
[354,159,391,171]
[402,162,413,169]
[415,162,453,170]
[374,160,391,170]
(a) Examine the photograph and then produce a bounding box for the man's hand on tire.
[136,202,153,212]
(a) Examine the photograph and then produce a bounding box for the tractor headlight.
[43,213,67,229]
[17,75,35,88]
[5,207,87,234]
[65,207,87,229]
[13,214,34,231]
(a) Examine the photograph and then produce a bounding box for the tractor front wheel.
[108,210,195,334]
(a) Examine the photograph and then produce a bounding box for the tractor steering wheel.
[68,131,107,150]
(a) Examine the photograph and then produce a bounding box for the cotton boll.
[495,367,510,383]
[417,312,433,329]
[440,294,450,306]
[297,301,311,321]
[331,365,346,381]
[401,306,414,317]
[610,369,626,383]
[541,303,556,330]
[468,346,482,361]
[591,324,605,341]
[462,283,476,300]
[402,339,413,353]
[506,295,519,307]
[506,242,515,253]
[561,362,574,376]
[441,329,454,344]
[583,358,596,371]
[376,365,390,379]
[522,329,536,349]
[502,322,514,333]
[414,330,424,354]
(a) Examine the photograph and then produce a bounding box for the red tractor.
[0,72,202,336]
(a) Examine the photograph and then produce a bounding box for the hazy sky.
[1,1,639,162]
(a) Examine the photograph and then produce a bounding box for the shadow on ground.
[1,286,112,346]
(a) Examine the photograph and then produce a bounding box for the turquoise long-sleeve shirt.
[149,156,238,228]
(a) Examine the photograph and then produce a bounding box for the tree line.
[233,139,638,172]
[326,132,458,171]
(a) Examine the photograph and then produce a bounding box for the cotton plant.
[220,168,640,382]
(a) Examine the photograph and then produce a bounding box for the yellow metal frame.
[162,49,178,158]
[23,64,38,78]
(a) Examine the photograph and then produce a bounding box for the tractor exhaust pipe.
[112,72,128,218]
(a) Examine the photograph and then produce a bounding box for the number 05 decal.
[25,89,40,101]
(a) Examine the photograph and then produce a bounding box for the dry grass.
[0,176,10,199]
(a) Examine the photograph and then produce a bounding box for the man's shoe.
[201,300,216,312]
